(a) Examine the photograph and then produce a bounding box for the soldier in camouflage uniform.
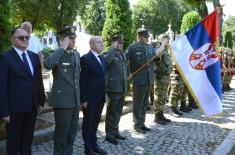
[149,40,161,107]
[126,28,167,133]
[226,48,234,90]
[103,35,127,145]
[153,34,172,124]
[222,47,232,91]
[168,64,184,116]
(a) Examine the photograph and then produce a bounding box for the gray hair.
[21,21,32,28]
[89,36,101,46]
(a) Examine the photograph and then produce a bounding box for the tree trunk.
[197,1,208,18]
[213,0,223,45]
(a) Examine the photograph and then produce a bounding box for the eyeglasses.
[14,36,30,41]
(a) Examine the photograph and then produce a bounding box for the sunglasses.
[14,36,30,41]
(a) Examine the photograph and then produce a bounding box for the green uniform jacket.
[43,48,80,108]
[126,42,155,85]
[155,49,173,78]
[103,48,128,93]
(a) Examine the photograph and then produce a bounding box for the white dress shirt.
[27,34,42,54]
[91,50,102,64]
[14,47,34,75]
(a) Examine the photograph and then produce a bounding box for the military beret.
[59,26,77,36]
[137,28,149,37]
[158,33,170,42]
[111,34,123,42]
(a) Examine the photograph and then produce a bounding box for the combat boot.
[154,113,167,125]
[170,106,183,116]
[188,101,198,109]
[180,102,192,113]
[160,111,171,122]
[188,95,199,109]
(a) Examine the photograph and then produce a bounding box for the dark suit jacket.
[80,51,106,104]
[0,53,5,117]
[0,48,45,117]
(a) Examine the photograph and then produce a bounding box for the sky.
[129,0,235,19]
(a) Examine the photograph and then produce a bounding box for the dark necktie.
[22,53,32,75]
[98,55,104,70]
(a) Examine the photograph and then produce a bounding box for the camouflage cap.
[137,28,149,37]
[59,26,77,36]
[158,33,170,42]
[111,34,124,42]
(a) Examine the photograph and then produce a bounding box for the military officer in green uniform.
[103,35,127,145]
[153,34,172,124]
[43,26,80,155]
[126,28,167,133]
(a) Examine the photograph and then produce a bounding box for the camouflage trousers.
[180,83,188,104]
[222,72,232,88]
[169,71,184,107]
[153,76,170,114]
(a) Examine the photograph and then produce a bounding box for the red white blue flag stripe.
[171,11,222,116]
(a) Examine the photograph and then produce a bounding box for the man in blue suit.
[0,27,45,155]
[80,36,107,155]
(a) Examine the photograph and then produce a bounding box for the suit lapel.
[89,51,103,72]
[11,49,33,78]
[27,51,36,76]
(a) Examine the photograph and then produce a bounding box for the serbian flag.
[171,10,222,116]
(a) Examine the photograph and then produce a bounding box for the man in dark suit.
[80,36,107,155]
[0,27,45,155]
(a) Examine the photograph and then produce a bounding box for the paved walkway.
[30,89,235,155]
[1,81,235,155]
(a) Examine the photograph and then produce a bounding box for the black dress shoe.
[115,133,126,140]
[85,149,97,155]
[142,125,151,131]
[106,136,119,145]
[134,127,146,134]
[93,146,107,155]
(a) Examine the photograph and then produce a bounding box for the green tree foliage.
[182,0,208,18]
[224,31,233,49]
[10,0,49,33]
[80,0,105,35]
[0,0,12,52]
[133,0,190,37]
[102,0,133,50]
[10,0,87,35]
[180,11,200,34]
[223,16,235,33]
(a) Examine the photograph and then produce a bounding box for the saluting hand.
[60,37,70,50]
[111,41,118,49]
[161,38,169,47]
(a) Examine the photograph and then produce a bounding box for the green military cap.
[137,27,150,38]
[158,33,170,42]
[111,34,124,43]
[59,26,77,36]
